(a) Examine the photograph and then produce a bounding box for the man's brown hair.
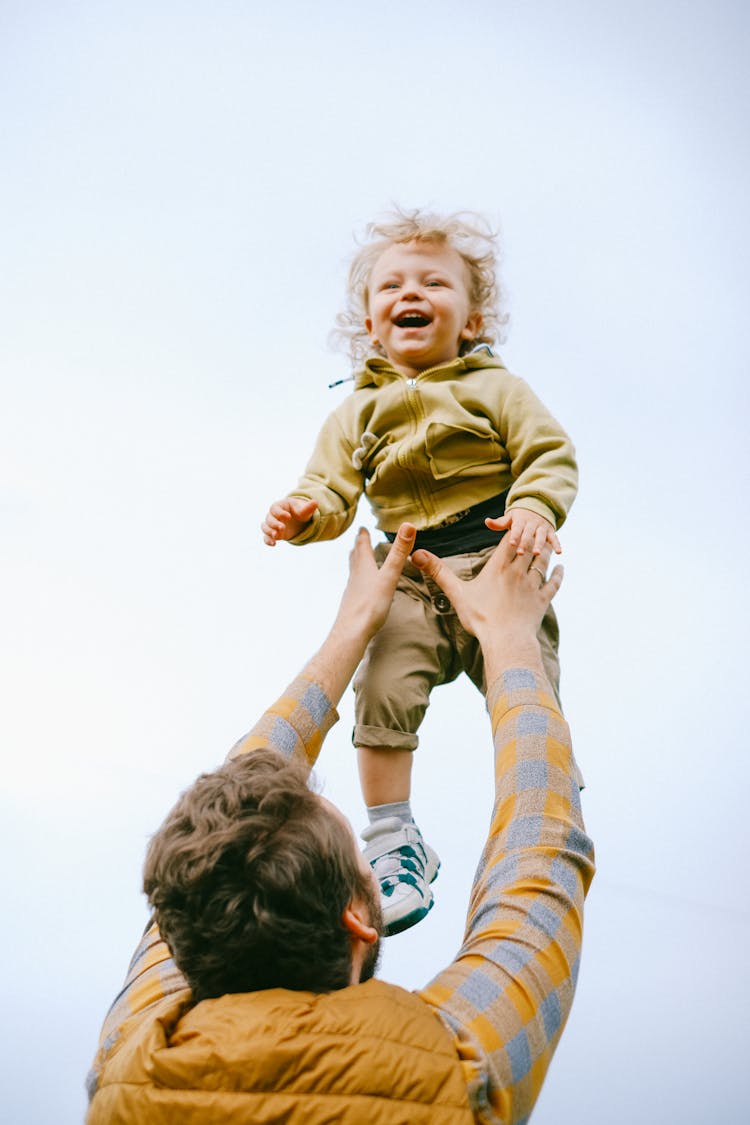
[143,749,374,1001]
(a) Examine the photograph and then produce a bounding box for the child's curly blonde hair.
[333,206,508,366]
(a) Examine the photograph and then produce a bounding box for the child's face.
[365,241,482,377]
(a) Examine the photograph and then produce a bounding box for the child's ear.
[365,316,379,347]
[460,311,484,343]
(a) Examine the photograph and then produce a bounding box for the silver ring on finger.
[529,565,546,588]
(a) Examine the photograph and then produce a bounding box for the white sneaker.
[361,817,440,936]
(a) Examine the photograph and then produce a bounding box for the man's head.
[143,749,382,1002]
[335,206,507,367]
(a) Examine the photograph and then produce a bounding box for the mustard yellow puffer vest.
[88,978,474,1124]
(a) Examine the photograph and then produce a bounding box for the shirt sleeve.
[86,675,338,1100]
[417,668,595,1125]
[227,675,339,766]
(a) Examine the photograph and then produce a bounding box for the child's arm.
[493,374,578,548]
[261,498,319,546]
[262,406,367,546]
[485,509,561,557]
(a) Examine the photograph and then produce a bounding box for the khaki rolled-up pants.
[353,542,562,752]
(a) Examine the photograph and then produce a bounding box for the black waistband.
[385,491,509,557]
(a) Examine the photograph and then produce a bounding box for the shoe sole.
[382,850,441,937]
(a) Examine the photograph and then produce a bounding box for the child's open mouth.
[393,313,431,328]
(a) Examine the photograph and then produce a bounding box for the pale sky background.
[1,2,748,1122]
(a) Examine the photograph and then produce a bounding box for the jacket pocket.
[424,420,503,480]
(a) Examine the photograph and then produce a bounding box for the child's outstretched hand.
[485,508,561,557]
[261,498,318,546]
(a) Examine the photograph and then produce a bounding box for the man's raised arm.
[412,537,595,1125]
[228,524,417,766]
[87,525,417,1100]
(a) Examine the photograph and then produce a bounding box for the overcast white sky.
[1,2,748,1122]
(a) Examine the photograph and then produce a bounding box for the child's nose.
[401,280,423,300]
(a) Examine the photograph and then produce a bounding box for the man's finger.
[380,523,416,579]
[544,563,564,597]
[347,527,374,573]
[411,548,463,604]
[352,525,372,547]
[534,542,554,571]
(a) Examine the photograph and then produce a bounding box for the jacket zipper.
[398,375,434,521]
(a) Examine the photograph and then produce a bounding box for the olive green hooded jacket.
[289,353,577,544]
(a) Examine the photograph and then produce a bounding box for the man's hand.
[261,498,319,545]
[332,524,416,645]
[485,508,561,556]
[303,524,416,706]
[412,533,562,679]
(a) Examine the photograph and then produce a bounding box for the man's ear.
[342,904,378,945]
[460,311,484,342]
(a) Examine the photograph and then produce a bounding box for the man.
[87,524,594,1124]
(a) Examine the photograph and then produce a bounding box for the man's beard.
[359,878,384,982]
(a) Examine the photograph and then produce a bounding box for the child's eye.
[426,279,445,287]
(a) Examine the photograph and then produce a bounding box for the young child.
[261,208,578,935]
